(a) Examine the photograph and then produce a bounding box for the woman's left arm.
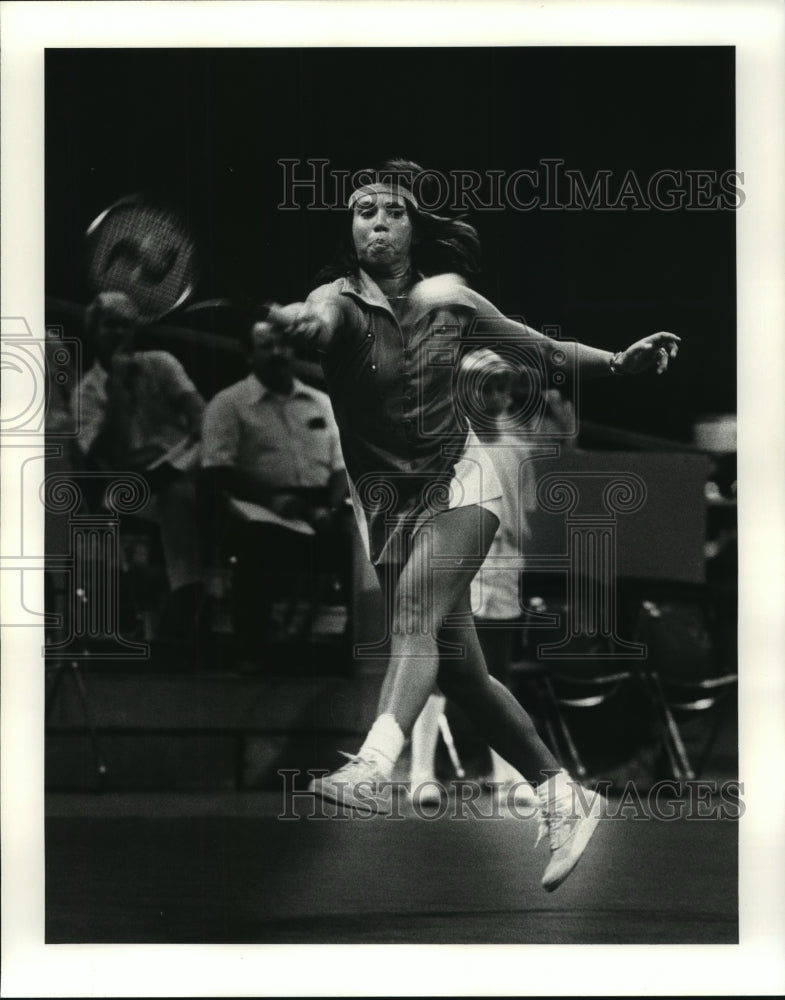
[604,332,680,376]
[464,287,679,379]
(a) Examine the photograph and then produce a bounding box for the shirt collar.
[337,269,477,324]
[245,372,316,402]
[337,269,394,313]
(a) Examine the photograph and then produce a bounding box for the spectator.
[74,290,206,641]
[201,319,349,660]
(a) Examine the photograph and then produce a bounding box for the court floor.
[45,789,737,945]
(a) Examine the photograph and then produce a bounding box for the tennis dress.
[306,270,514,565]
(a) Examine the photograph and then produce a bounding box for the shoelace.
[334,751,385,778]
[535,796,579,850]
[336,751,366,770]
[336,750,395,774]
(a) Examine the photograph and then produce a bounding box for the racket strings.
[88,202,196,322]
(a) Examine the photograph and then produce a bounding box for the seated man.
[202,319,349,658]
[74,290,206,642]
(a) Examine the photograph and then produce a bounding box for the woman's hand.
[264,298,344,350]
[615,332,681,375]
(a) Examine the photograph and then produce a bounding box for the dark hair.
[314,158,481,285]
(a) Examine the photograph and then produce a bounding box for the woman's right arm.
[264,286,353,352]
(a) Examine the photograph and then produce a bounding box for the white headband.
[348,182,419,211]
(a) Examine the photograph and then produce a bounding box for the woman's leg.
[409,691,446,782]
[439,594,606,895]
[375,504,499,735]
[311,503,602,893]
[373,506,558,786]
[311,505,499,796]
[474,620,530,787]
[439,598,559,787]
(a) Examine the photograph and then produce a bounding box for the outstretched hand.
[263,302,316,340]
[616,332,680,375]
[263,299,343,349]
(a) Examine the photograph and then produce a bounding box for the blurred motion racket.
[86,195,197,323]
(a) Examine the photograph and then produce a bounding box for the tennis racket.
[85,194,198,323]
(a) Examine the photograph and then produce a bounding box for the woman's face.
[351,192,414,276]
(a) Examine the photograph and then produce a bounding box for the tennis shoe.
[536,779,605,892]
[309,752,392,814]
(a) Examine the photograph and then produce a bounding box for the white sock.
[359,713,405,779]
[490,748,527,786]
[410,694,446,780]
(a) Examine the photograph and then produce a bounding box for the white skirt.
[349,426,503,565]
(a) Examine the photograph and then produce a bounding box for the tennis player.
[268,159,679,891]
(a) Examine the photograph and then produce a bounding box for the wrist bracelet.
[609,351,625,375]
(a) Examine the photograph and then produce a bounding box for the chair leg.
[437,713,466,779]
[70,661,109,786]
[694,692,734,779]
[46,659,108,789]
[647,672,696,781]
[638,671,682,780]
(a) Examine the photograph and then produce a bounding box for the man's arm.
[179,388,206,440]
[155,351,206,438]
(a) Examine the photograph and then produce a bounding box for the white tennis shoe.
[536,776,605,892]
[309,752,392,814]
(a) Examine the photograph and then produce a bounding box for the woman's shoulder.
[306,278,348,304]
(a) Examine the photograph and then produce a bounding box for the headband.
[348,181,419,211]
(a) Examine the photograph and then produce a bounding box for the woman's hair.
[315,158,481,285]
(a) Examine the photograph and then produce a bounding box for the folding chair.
[634,598,737,781]
[516,593,636,782]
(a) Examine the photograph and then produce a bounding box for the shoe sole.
[309,778,391,815]
[407,790,443,808]
[541,800,604,893]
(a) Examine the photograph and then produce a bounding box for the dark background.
[45,46,736,440]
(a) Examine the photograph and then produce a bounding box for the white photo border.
[2,1,784,996]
